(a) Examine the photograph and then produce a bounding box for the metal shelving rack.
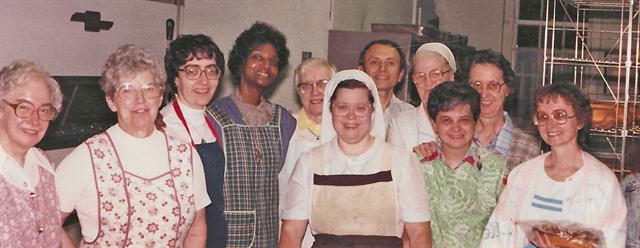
[543,0,640,178]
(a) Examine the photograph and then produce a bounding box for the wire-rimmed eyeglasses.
[114,83,163,101]
[331,103,372,117]
[179,65,221,80]
[412,69,452,84]
[533,109,576,126]
[469,81,506,94]
[297,79,329,94]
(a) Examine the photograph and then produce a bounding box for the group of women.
[0,20,631,248]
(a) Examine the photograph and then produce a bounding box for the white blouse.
[1,145,55,191]
[282,137,431,237]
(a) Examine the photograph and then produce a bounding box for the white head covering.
[416,42,457,73]
[319,69,386,144]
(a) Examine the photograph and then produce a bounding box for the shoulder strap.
[212,97,245,124]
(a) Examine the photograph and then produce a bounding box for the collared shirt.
[0,145,55,191]
[296,108,321,138]
[230,90,274,126]
[486,111,514,156]
[478,112,539,171]
[387,102,436,151]
[383,95,415,129]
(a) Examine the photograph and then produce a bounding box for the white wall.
[0,0,178,75]
[180,0,333,112]
[332,0,415,32]
[1,0,416,162]
[182,0,415,112]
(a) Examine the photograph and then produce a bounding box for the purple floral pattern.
[0,153,62,248]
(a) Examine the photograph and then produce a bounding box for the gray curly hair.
[101,44,166,97]
[0,60,63,110]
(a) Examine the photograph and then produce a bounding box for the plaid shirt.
[488,112,514,156]
[483,112,540,172]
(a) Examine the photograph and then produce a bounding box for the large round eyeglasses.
[412,69,452,84]
[469,81,506,94]
[179,65,220,80]
[533,109,576,126]
[114,83,163,101]
[3,100,58,121]
[297,79,329,94]
[331,103,372,117]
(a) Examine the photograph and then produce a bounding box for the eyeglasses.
[412,69,452,84]
[3,100,58,121]
[533,109,576,126]
[469,81,506,94]
[179,65,221,80]
[331,103,372,117]
[114,83,163,101]
[298,79,329,94]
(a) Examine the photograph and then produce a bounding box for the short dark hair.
[427,81,481,121]
[358,39,407,73]
[164,34,225,101]
[228,21,290,82]
[534,83,592,150]
[330,79,375,106]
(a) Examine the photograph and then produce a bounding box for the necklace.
[346,161,370,175]
[185,119,208,144]
[172,100,215,145]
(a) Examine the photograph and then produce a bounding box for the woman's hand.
[412,141,437,162]
[528,229,558,248]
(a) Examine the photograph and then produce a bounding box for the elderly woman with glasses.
[466,50,540,172]
[280,70,431,248]
[0,60,63,247]
[279,58,336,248]
[159,34,227,247]
[387,43,456,151]
[56,44,209,247]
[481,84,627,247]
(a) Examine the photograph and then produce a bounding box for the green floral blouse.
[420,143,506,248]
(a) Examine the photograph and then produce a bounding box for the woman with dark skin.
[206,22,296,247]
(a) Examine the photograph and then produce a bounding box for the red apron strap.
[173,100,220,146]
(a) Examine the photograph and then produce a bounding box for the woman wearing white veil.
[280,70,432,248]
